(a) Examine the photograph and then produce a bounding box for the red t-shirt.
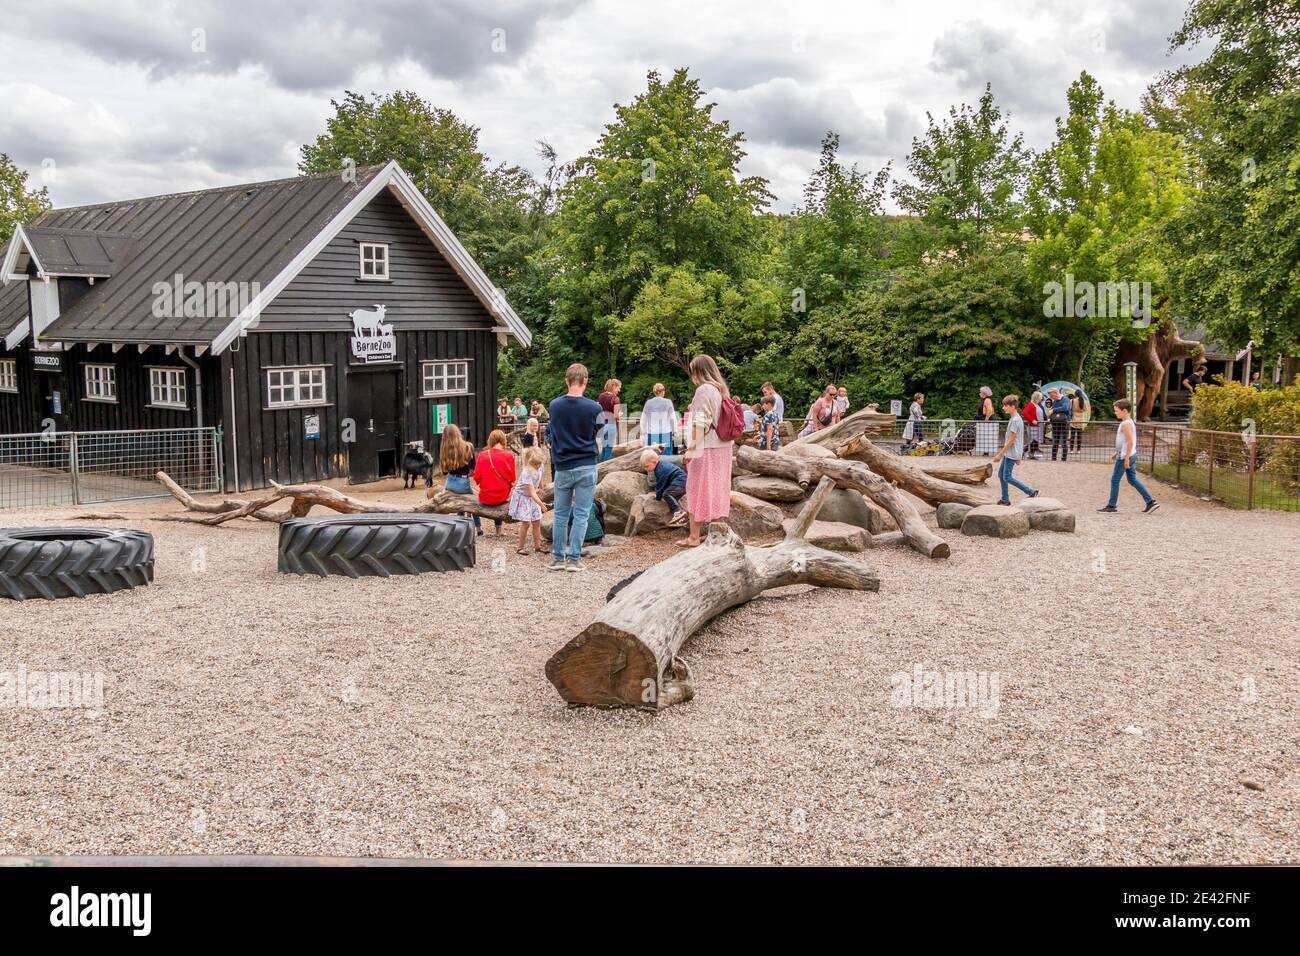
[1022,402,1039,426]
[473,448,516,505]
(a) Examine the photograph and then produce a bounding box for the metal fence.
[0,427,222,509]
[886,419,1300,511]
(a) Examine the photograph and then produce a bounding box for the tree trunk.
[906,457,993,485]
[731,475,807,501]
[791,405,895,448]
[1113,316,1204,419]
[834,435,993,508]
[733,445,950,559]
[545,478,878,709]
[420,490,514,522]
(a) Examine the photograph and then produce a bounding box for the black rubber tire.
[0,527,154,601]
[278,513,476,578]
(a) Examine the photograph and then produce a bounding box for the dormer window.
[359,242,389,281]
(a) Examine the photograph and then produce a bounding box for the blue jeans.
[598,422,618,462]
[1108,458,1153,507]
[998,457,1035,501]
[647,432,674,455]
[449,476,486,535]
[552,465,597,561]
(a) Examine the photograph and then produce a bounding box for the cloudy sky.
[0,0,1199,212]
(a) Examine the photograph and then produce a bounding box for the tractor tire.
[0,527,154,601]
[277,513,476,578]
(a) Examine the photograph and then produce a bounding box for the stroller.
[939,421,978,455]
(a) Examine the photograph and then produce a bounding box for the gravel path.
[1,461,1296,864]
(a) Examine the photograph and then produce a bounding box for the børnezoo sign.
[348,304,396,364]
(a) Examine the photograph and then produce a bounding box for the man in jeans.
[991,394,1039,505]
[1047,387,1072,460]
[546,363,603,572]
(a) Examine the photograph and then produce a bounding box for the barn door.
[347,369,401,484]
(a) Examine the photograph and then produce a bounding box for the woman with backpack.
[679,354,740,548]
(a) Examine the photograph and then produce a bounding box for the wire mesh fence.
[518,409,1299,512]
[0,427,222,509]
[889,419,1299,511]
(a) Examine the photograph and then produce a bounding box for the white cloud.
[0,0,1195,211]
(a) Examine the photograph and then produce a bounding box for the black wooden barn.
[0,161,531,490]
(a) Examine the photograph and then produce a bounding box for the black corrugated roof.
[0,281,27,342]
[3,165,386,345]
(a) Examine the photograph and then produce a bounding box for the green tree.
[893,85,1028,260]
[1026,72,1191,378]
[0,154,50,244]
[1155,0,1300,355]
[782,133,892,315]
[548,68,773,372]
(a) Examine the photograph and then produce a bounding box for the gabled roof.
[0,161,531,352]
[1,225,135,278]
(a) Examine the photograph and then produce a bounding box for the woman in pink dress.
[678,354,734,548]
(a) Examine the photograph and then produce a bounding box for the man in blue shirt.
[546,363,603,572]
[1047,387,1072,461]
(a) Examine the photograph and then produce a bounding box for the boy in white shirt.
[1098,399,1159,513]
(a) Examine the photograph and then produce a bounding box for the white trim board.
[211,161,532,354]
[0,225,42,281]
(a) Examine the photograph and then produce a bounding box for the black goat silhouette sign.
[348,304,396,363]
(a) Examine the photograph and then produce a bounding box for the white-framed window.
[266,366,327,408]
[83,363,117,402]
[148,367,188,409]
[421,360,470,397]
[0,358,16,393]
[358,242,389,280]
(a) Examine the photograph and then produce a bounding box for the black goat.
[401,445,435,489]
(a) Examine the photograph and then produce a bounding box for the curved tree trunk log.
[153,472,289,523]
[791,405,895,448]
[732,444,817,489]
[834,435,993,508]
[733,445,949,559]
[156,471,509,525]
[546,478,878,709]
[1114,314,1204,420]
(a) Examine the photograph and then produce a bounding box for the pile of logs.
[155,407,993,559]
[610,405,994,559]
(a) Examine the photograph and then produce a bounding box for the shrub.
[1188,381,1300,486]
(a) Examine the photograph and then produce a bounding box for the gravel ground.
[1,460,1296,864]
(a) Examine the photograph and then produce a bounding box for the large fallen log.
[834,435,993,508]
[906,457,993,485]
[420,490,513,522]
[545,477,879,709]
[157,471,507,525]
[733,446,949,559]
[153,471,290,523]
[792,405,895,448]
